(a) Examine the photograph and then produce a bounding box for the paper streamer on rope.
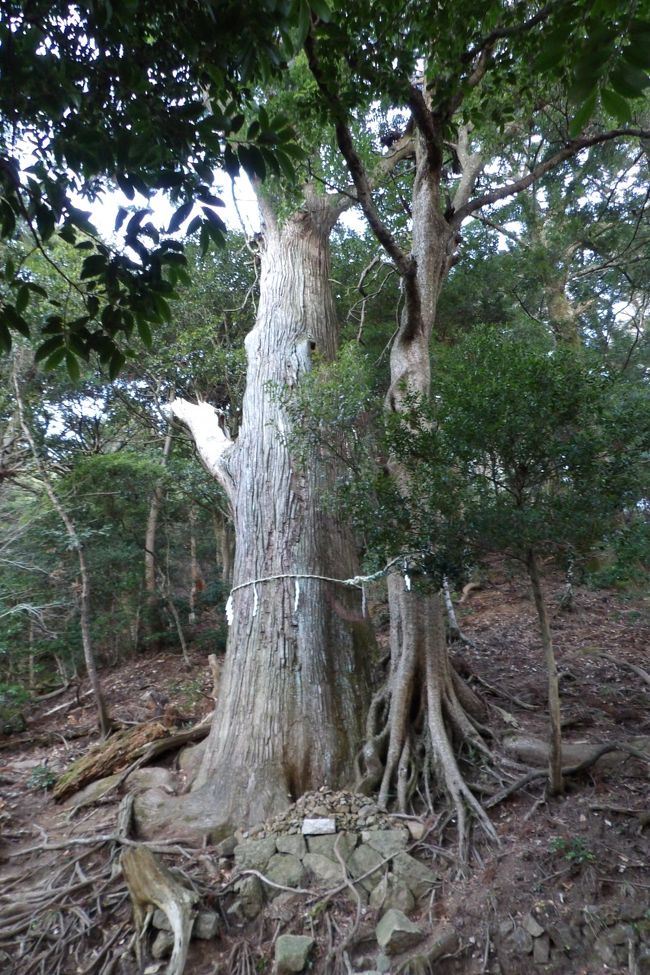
[225,593,234,626]
[404,573,411,591]
[252,582,258,618]
[294,579,300,612]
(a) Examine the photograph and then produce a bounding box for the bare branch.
[452,129,650,226]
[463,2,560,63]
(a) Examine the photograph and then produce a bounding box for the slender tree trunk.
[526,548,563,795]
[143,421,173,649]
[138,193,373,839]
[443,576,463,642]
[13,374,111,738]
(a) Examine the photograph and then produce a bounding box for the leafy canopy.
[0,0,312,370]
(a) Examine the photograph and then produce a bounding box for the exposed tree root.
[356,584,497,861]
[466,671,540,712]
[596,652,650,690]
[121,845,197,975]
[485,741,650,809]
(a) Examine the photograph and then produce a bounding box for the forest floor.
[0,562,648,975]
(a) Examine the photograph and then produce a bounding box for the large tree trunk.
[137,193,372,840]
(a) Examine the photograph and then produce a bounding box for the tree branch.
[452,129,650,226]
[407,86,442,170]
[463,2,559,62]
[168,399,235,502]
[450,125,484,213]
[304,33,412,276]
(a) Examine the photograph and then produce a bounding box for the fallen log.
[53,718,211,802]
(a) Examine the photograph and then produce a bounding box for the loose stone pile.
[243,787,399,838]
[146,789,650,973]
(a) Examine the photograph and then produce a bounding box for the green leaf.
[81,253,108,279]
[0,320,11,352]
[65,350,81,380]
[137,318,153,347]
[108,349,126,379]
[44,347,67,371]
[569,92,597,137]
[15,285,30,314]
[202,206,227,233]
[186,214,202,237]
[35,205,56,242]
[223,144,240,177]
[629,19,650,44]
[622,43,650,71]
[296,0,311,45]
[25,282,47,298]
[3,303,30,337]
[197,192,225,207]
[194,161,214,183]
[167,200,194,234]
[117,173,135,200]
[309,0,331,22]
[533,32,567,73]
[238,144,266,178]
[152,292,172,321]
[35,335,65,362]
[609,61,650,98]
[601,88,633,123]
[115,206,129,232]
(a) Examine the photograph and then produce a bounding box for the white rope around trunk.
[223,554,424,625]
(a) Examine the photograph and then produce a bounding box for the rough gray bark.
[137,191,373,839]
[212,509,234,588]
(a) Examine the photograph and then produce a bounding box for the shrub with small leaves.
[550,836,595,864]
[28,764,57,791]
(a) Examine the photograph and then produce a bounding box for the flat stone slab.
[234,836,277,871]
[301,817,336,835]
[234,875,265,919]
[264,853,305,896]
[391,851,437,900]
[307,831,357,860]
[362,828,408,858]
[348,843,385,892]
[275,934,315,973]
[533,933,550,964]
[523,912,545,938]
[193,910,219,940]
[151,929,174,959]
[369,873,415,913]
[376,908,423,955]
[303,852,344,884]
[276,833,307,858]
